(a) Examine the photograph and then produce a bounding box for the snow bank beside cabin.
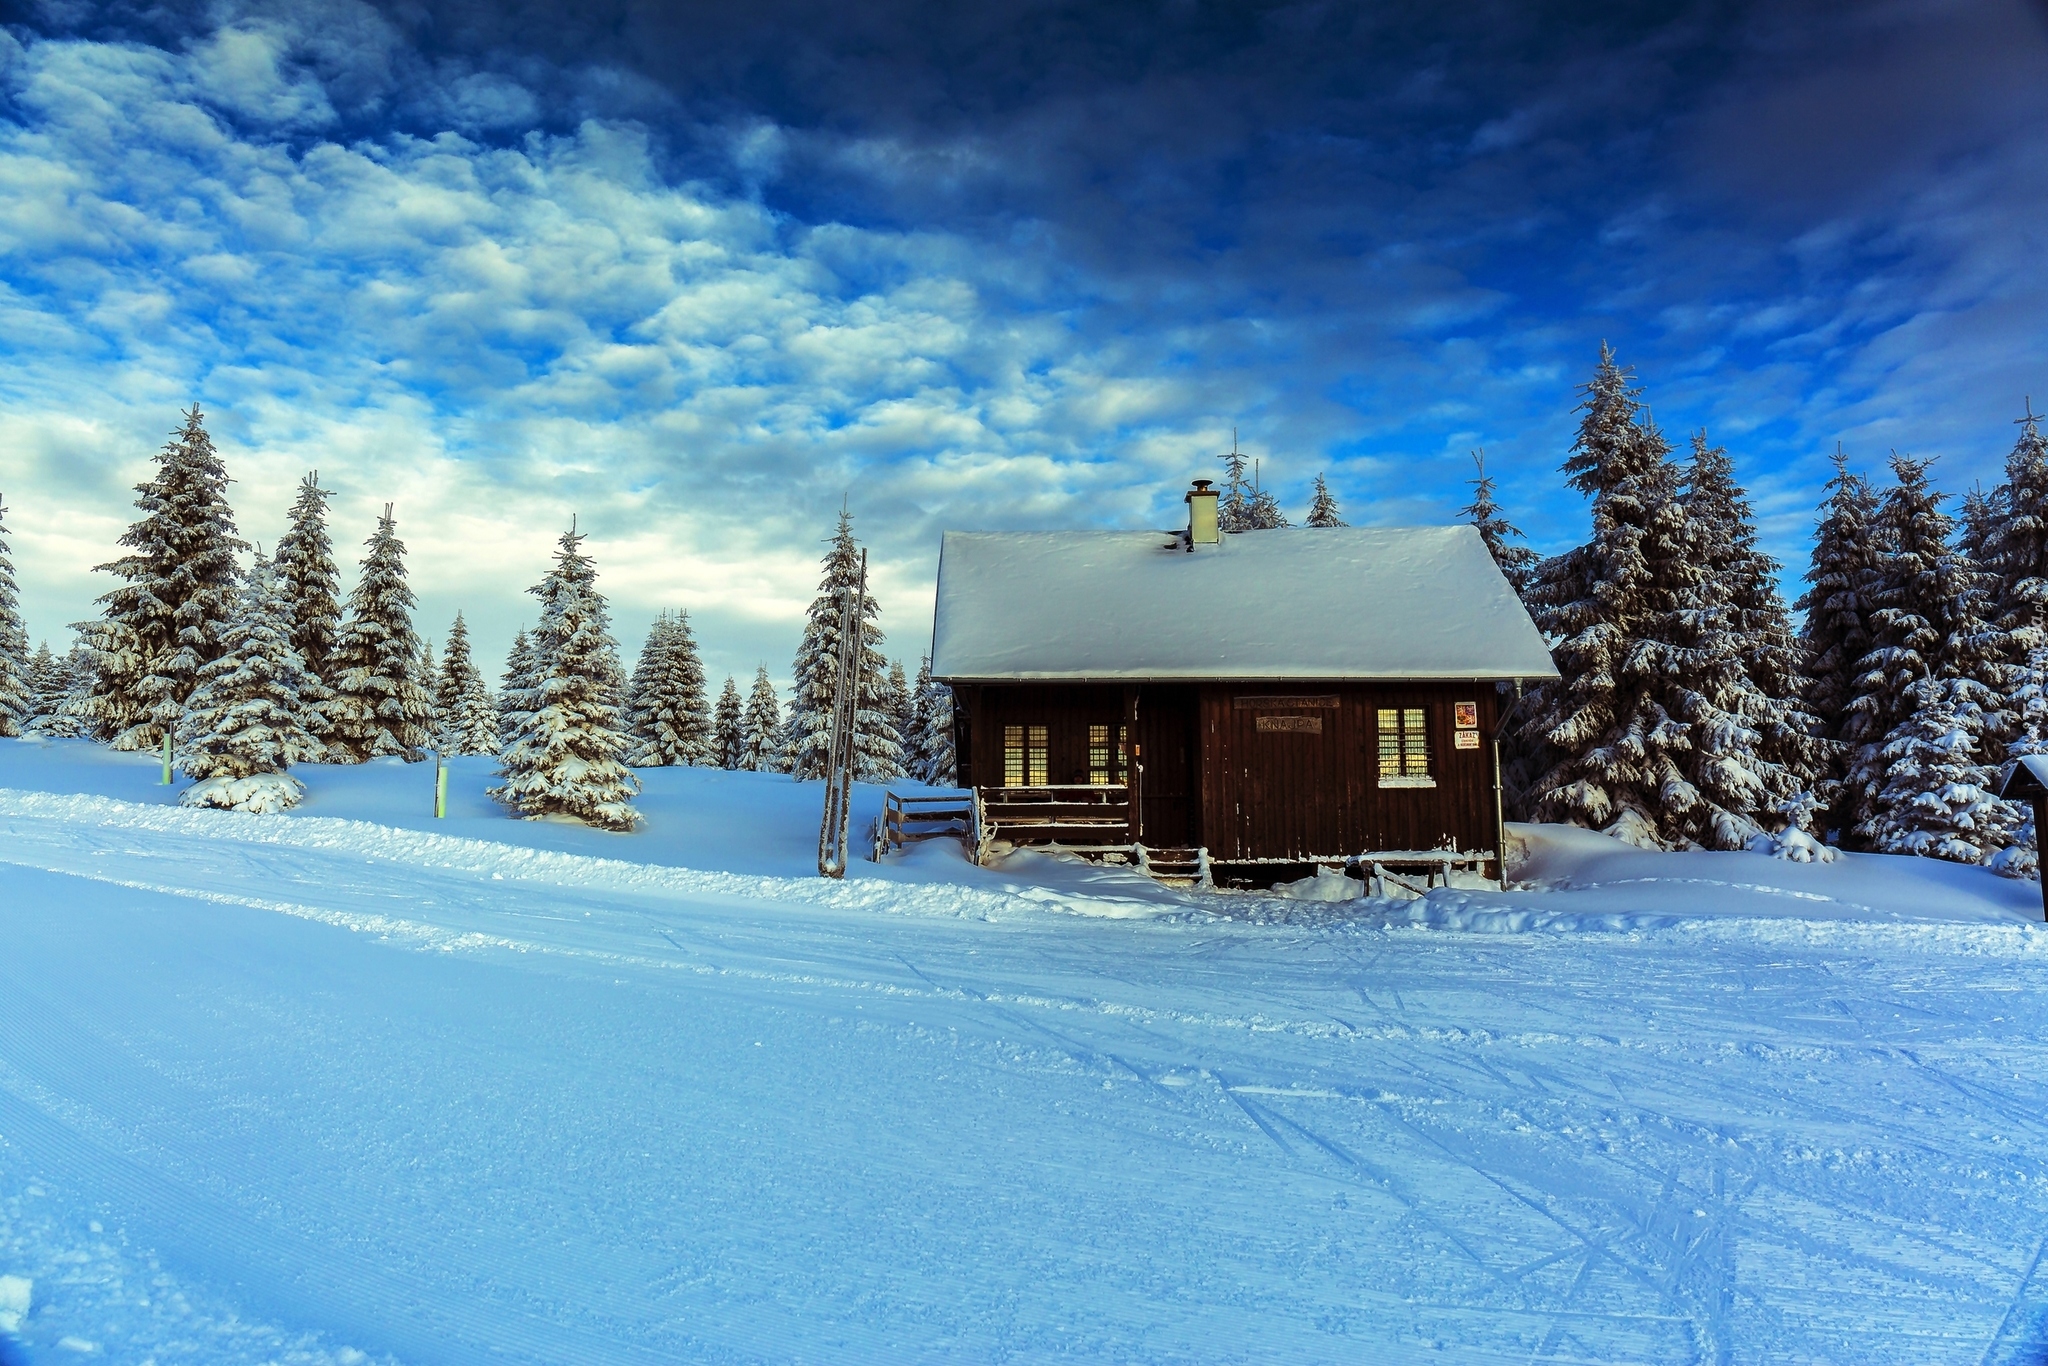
[1239,821,2046,941]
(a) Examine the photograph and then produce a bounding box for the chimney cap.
[1187,479,1216,499]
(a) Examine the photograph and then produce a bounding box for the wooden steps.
[1139,846,1208,887]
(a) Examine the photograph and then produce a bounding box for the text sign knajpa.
[1454,729,1481,749]
[1256,715,1323,734]
[1454,701,1479,728]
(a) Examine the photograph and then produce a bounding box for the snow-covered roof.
[930,526,1560,683]
[2000,753,2048,799]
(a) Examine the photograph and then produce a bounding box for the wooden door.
[1136,687,1197,847]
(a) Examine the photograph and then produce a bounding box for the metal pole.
[161,730,173,785]
[435,751,448,819]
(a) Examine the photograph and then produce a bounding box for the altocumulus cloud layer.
[2,0,2046,681]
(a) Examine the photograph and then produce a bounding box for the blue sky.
[2,0,2045,687]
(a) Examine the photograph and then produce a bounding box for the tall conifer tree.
[274,473,341,683]
[498,628,539,751]
[785,507,902,780]
[628,611,712,766]
[433,612,498,756]
[24,641,61,733]
[1843,454,2008,845]
[0,493,29,737]
[1524,347,1711,847]
[1796,450,1882,805]
[77,407,246,749]
[908,655,956,785]
[1217,433,1255,533]
[713,676,745,769]
[1460,451,1539,598]
[327,505,435,762]
[175,556,316,811]
[742,666,784,773]
[1681,433,1823,833]
[1989,403,2048,652]
[491,527,640,829]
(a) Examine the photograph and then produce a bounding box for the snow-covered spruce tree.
[76,408,246,749]
[174,556,317,813]
[433,612,498,756]
[1959,484,2003,569]
[1304,472,1347,528]
[1523,346,1714,848]
[1460,450,1539,598]
[909,655,956,785]
[784,508,903,781]
[269,473,342,758]
[0,492,29,737]
[741,665,784,772]
[1681,432,1825,836]
[713,676,745,770]
[498,628,539,750]
[490,527,640,830]
[24,641,61,731]
[1217,436,1255,533]
[1864,674,2019,862]
[1246,461,1289,530]
[38,639,96,739]
[326,505,435,762]
[884,659,913,770]
[900,662,930,781]
[623,612,669,737]
[1844,454,2008,845]
[274,472,341,686]
[1989,402,2048,658]
[629,611,713,767]
[1795,450,1883,801]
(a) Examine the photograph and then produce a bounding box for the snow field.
[2,739,2048,1363]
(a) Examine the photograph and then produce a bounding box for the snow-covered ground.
[2,737,2046,1365]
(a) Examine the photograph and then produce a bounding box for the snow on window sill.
[1378,776,1437,789]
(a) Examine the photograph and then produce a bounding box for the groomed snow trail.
[3,782,2048,1362]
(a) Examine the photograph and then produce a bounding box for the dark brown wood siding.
[963,680,1501,868]
[1199,682,1498,863]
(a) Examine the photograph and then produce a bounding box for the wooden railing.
[874,790,974,860]
[973,784,1131,863]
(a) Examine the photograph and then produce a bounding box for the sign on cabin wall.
[1256,715,1322,733]
[1234,695,1340,710]
[1454,729,1481,749]
[1454,701,1479,728]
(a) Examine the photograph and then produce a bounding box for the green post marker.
[435,754,448,819]
[161,731,172,785]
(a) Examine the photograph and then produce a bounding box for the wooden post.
[2037,795,2047,923]
[1124,686,1142,847]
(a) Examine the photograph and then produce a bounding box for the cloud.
[2,0,2046,691]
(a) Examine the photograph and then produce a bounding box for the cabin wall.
[959,680,1503,867]
[1197,682,1499,865]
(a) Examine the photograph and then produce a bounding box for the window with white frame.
[1376,707,1433,787]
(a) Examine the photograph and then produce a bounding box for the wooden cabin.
[929,479,1559,884]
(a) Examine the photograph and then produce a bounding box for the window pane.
[1028,725,1048,786]
[1003,725,1023,787]
[1403,708,1429,776]
[1377,709,1401,778]
[1088,724,1109,786]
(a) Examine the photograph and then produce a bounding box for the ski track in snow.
[2,778,2048,1363]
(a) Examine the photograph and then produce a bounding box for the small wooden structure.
[928,484,1559,885]
[1996,756,2048,922]
[874,790,974,860]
